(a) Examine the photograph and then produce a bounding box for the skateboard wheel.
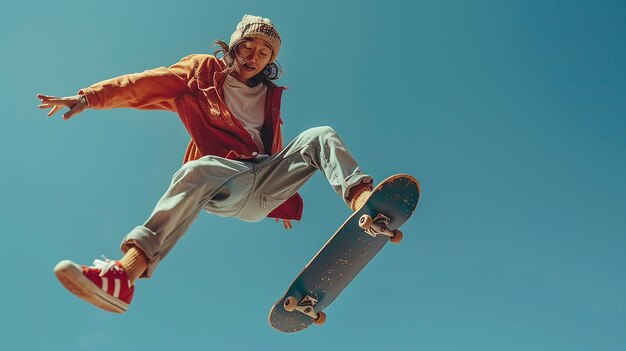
[283,296,298,312]
[390,229,403,244]
[313,311,326,325]
[359,214,373,229]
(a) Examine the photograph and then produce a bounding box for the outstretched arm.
[79,56,197,111]
[37,55,198,119]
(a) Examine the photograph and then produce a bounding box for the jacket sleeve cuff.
[77,88,100,109]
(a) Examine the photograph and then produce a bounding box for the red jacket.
[79,54,303,221]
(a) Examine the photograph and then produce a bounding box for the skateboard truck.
[358,213,403,244]
[283,295,327,325]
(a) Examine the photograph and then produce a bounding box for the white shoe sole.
[54,260,128,313]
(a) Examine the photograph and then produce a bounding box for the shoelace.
[93,256,122,277]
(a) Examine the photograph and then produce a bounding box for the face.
[233,38,273,84]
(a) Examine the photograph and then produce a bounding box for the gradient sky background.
[1,0,625,350]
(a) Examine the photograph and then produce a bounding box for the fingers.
[37,94,60,103]
[37,94,86,119]
[38,95,69,106]
[62,98,87,120]
[48,105,63,117]
[62,107,79,120]
[38,94,65,117]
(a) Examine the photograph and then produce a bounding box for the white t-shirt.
[223,75,267,154]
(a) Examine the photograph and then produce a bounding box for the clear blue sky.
[1,0,625,349]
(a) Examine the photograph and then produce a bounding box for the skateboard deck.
[268,174,420,333]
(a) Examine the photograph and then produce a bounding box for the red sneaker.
[54,258,135,313]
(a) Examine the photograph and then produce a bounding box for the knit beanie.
[229,15,281,63]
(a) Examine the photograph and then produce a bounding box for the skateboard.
[268,174,420,333]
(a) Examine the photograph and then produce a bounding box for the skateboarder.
[38,14,374,313]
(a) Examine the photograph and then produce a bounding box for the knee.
[172,159,210,184]
[312,125,337,137]
[301,126,338,144]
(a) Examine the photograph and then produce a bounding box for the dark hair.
[213,39,282,87]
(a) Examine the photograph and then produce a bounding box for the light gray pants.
[121,126,373,277]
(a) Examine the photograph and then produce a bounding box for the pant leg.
[120,126,371,277]
[237,126,373,221]
[121,156,254,278]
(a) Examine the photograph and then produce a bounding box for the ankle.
[349,183,373,211]
[119,246,148,284]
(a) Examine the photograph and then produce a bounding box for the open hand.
[37,94,88,120]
